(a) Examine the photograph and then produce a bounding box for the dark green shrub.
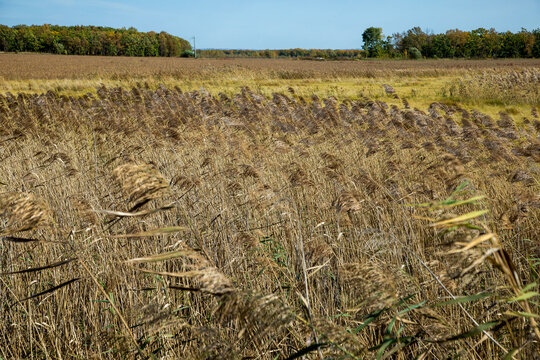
[408,47,422,59]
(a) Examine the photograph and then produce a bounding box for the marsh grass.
[1,55,539,118]
[0,80,539,358]
[442,68,540,107]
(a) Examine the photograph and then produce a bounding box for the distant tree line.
[363,26,540,59]
[202,27,540,60]
[3,24,539,59]
[0,24,192,57]
[199,48,364,59]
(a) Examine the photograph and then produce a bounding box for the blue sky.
[0,0,538,49]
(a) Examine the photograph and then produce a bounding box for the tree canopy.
[199,27,540,59]
[362,27,385,57]
[0,24,192,57]
[379,26,540,59]
[1,24,539,59]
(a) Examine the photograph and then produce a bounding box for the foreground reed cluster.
[0,85,539,359]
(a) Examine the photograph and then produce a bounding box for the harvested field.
[2,53,540,80]
[1,79,540,358]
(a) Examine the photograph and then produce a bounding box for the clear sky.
[0,0,538,49]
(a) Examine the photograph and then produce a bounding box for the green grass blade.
[432,210,489,227]
[434,293,491,307]
[507,291,539,303]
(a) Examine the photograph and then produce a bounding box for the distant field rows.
[1,53,539,80]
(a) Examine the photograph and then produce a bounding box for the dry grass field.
[1,54,540,359]
[3,54,539,80]
[1,54,539,114]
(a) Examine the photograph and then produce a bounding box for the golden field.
[1,54,539,115]
[0,54,539,359]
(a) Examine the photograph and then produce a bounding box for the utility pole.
[192,37,196,58]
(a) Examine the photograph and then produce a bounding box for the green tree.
[158,31,169,56]
[483,28,502,58]
[446,29,469,57]
[500,31,521,57]
[362,27,384,57]
[0,24,190,57]
[429,34,453,58]
[532,29,540,58]
[402,27,429,55]
[167,35,180,56]
[0,25,17,51]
